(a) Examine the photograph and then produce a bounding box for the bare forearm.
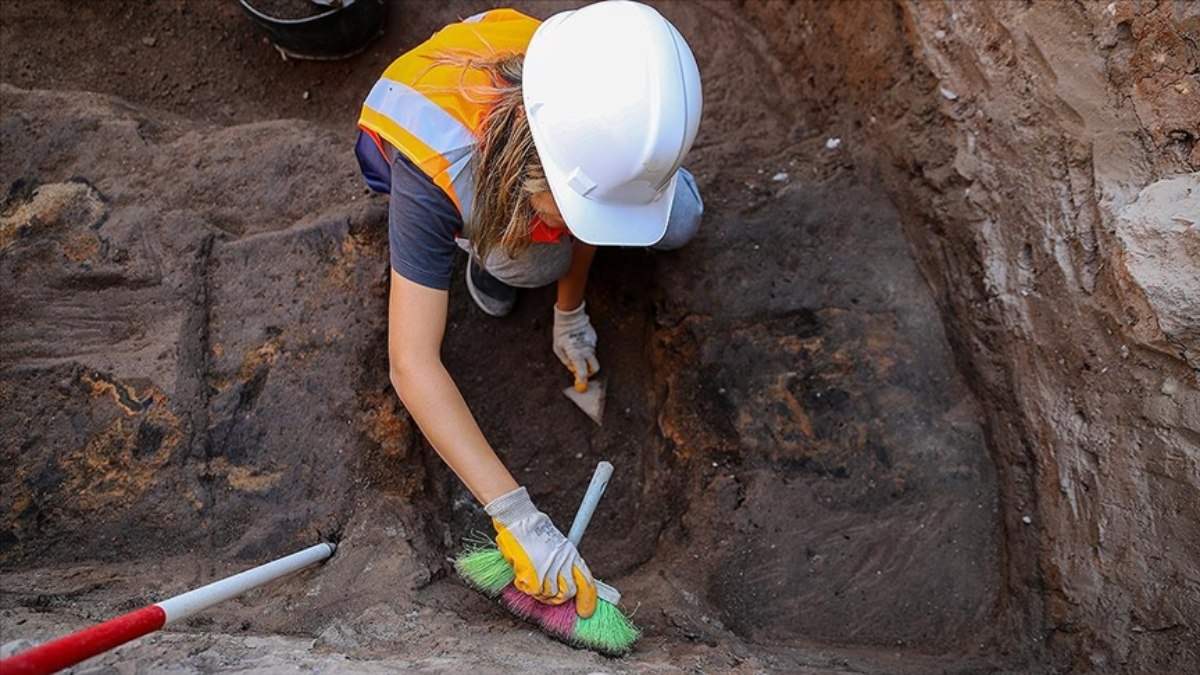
[555,241,596,311]
[393,358,518,505]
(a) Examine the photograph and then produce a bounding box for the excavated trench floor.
[2,1,1017,672]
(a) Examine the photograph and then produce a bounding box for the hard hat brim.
[546,169,678,248]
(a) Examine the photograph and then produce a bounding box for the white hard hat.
[522,0,702,247]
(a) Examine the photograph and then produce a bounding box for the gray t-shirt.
[386,152,464,291]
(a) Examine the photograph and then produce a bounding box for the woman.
[354,1,702,619]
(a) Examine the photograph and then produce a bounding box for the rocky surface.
[1,0,1197,673]
[1114,175,1200,370]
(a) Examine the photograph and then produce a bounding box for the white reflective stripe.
[364,78,476,158]
[450,152,477,222]
[463,11,489,23]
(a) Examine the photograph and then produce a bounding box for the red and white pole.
[0,542,335,675]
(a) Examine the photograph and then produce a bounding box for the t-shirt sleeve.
[387,152,464,291]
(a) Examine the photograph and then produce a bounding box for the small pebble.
[142,36,157,47]
[940,87,958,100]
[825,137,841,150]
[1022,515,1033,524]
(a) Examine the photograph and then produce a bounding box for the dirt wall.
[736,0,1199,669]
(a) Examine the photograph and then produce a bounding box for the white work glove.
[552,302,600,392]
[486,486,598,617]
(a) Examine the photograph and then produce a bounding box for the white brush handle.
[567,461,613,546]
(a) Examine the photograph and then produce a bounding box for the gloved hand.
[486,486,598,618]
[553,302,600,392]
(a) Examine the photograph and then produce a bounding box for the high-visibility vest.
[357,9,541,223]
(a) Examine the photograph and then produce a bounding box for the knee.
[652,168,703,251]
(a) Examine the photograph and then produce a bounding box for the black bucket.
[238,0,386,60]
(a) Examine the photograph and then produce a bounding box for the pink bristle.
[538,599,579,638]
[499,585,544,621]
[497,584,581,639]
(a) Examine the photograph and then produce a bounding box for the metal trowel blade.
[563,378,606,425]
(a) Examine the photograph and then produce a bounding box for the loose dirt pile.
[1,1,1196,672]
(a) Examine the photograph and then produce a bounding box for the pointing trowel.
[563,377,606,425]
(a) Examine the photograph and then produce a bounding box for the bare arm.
[387,269,519,505]
[555,240,597,311]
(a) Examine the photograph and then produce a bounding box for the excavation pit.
[2,1,1197,672]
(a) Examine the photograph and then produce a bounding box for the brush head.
[455,544,639,656]
[501,587,638,656]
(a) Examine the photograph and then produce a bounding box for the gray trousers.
[460,168,703,288]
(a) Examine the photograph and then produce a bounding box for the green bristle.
[454,547,514,596]
[571,599,640,656]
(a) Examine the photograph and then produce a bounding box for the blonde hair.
[428,51,547,263]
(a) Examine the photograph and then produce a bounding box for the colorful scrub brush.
[455,461,639,656]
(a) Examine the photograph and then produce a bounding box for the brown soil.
[2,0,1197,673]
